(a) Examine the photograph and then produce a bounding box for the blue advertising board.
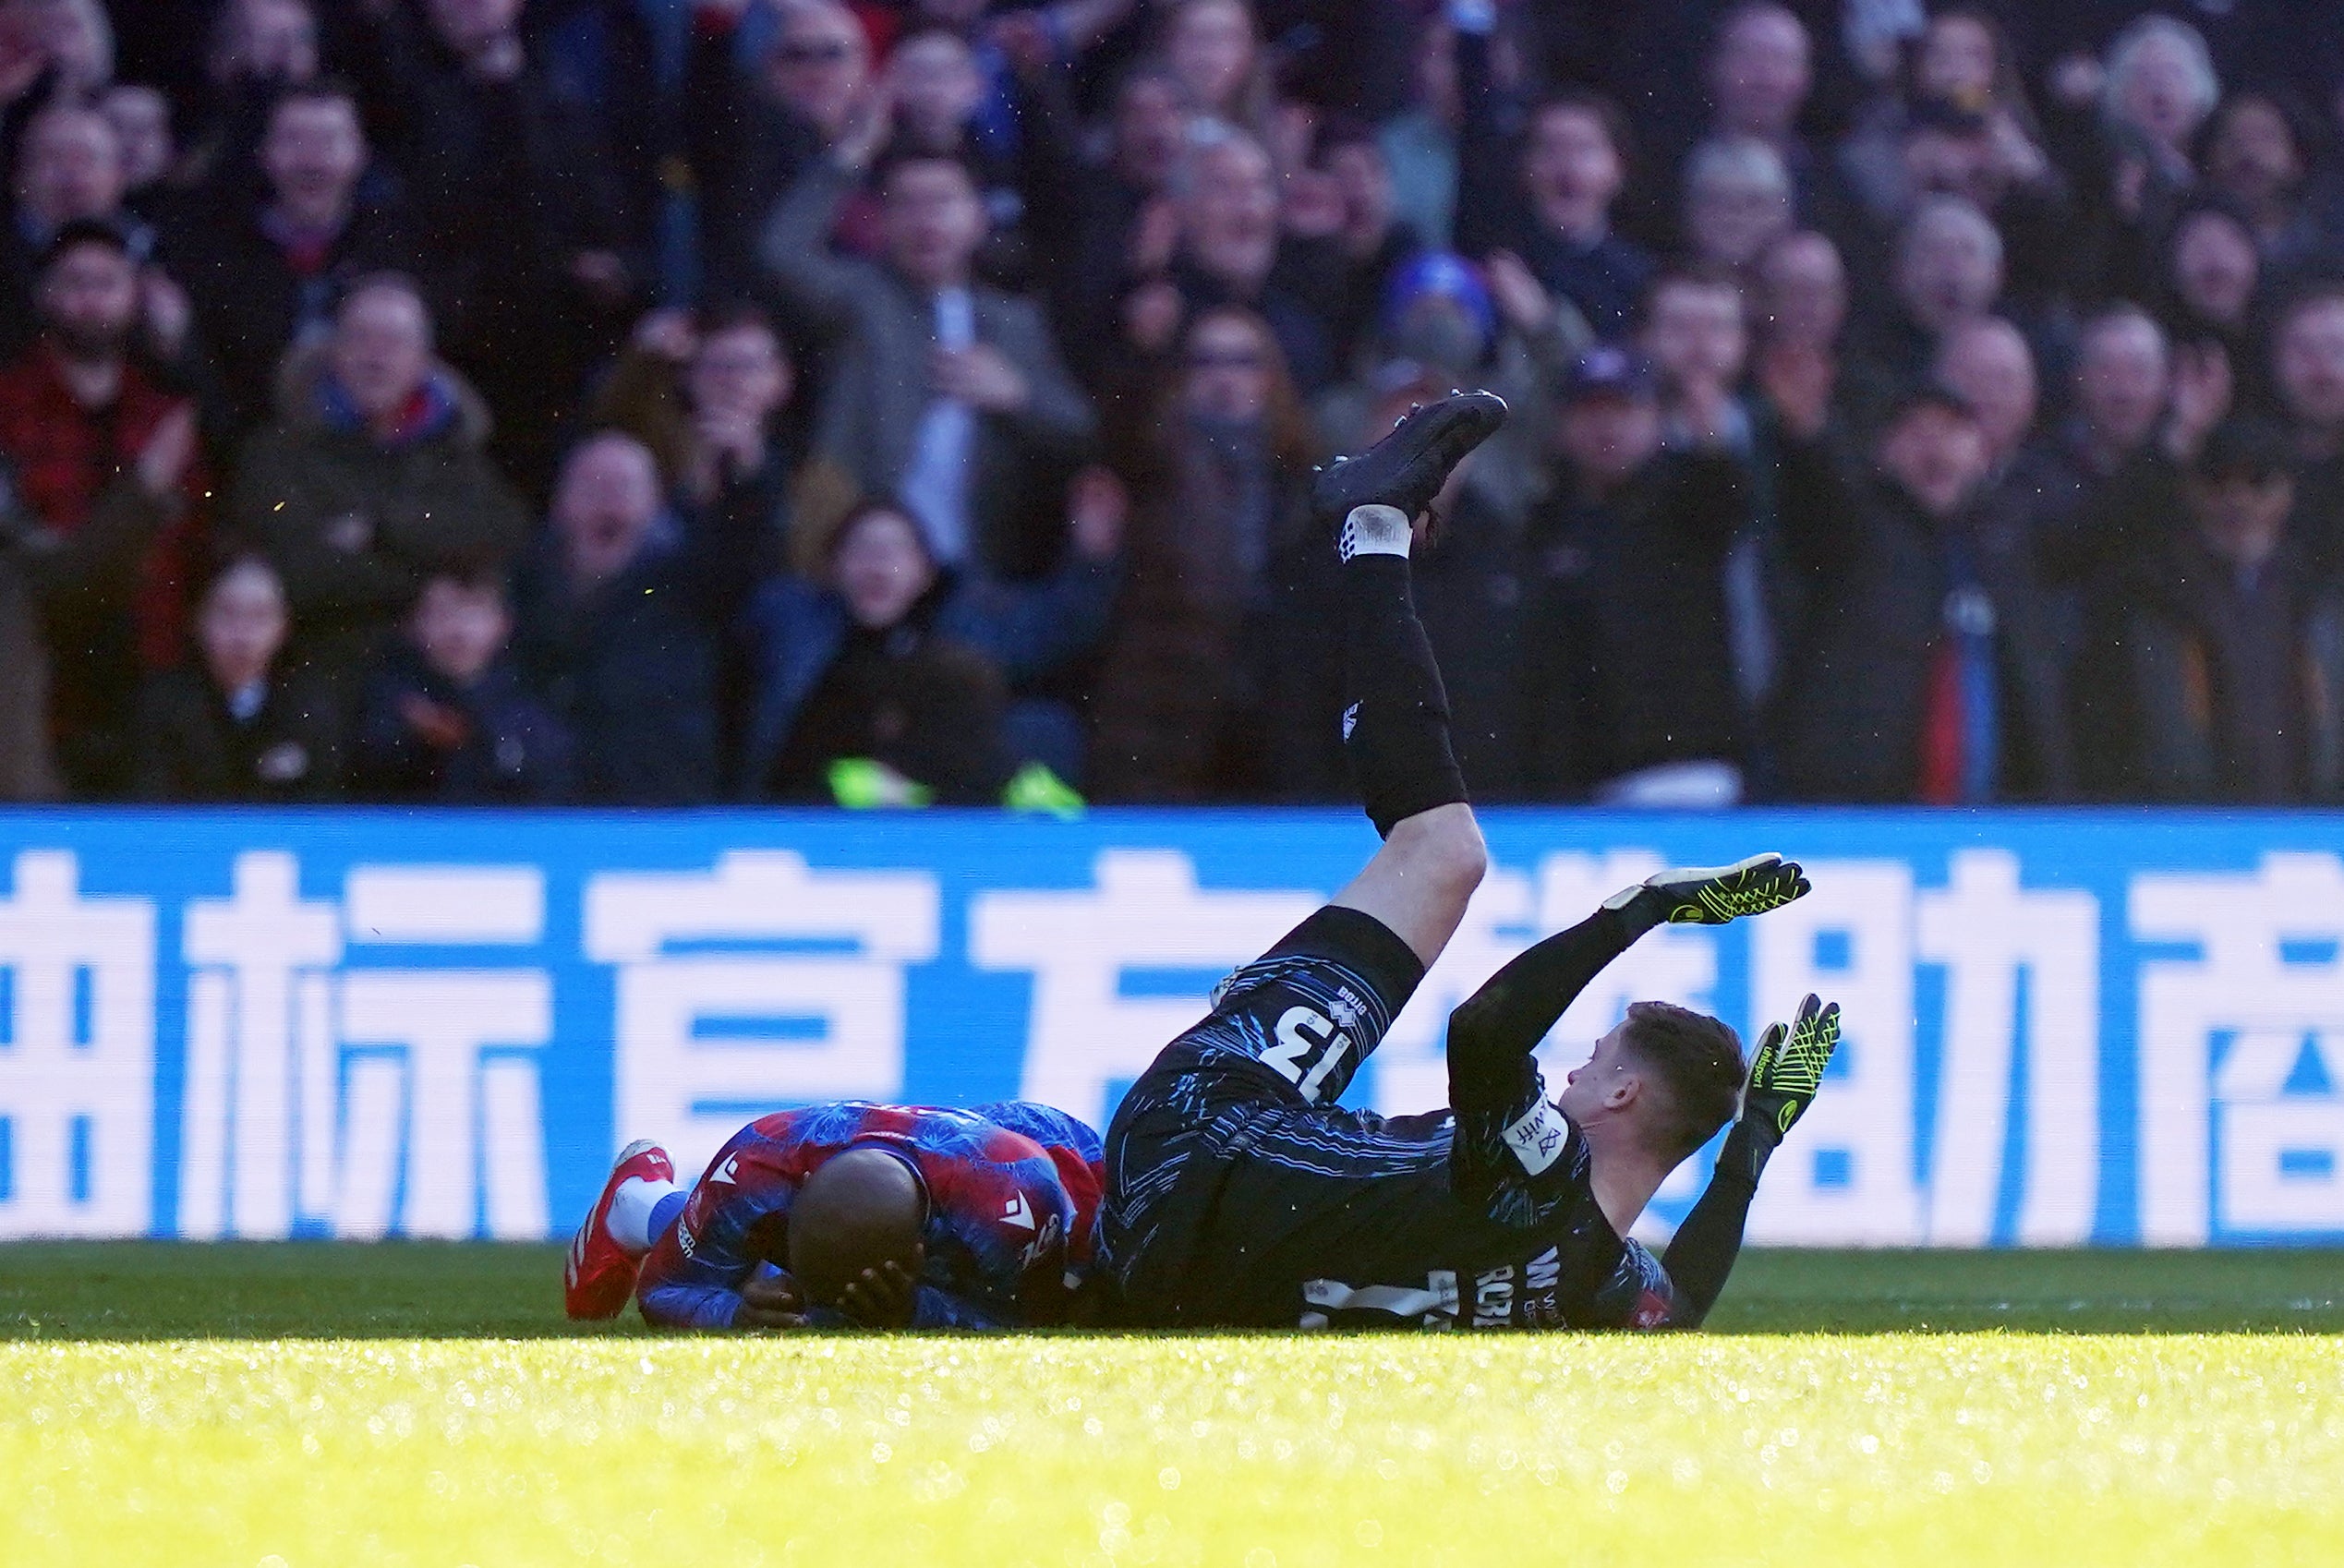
[0,808,2338,1248]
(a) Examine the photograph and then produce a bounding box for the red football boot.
[563,1139,674,1321]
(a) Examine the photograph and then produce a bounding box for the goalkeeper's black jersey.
[1193,1094,1690,1331]
[1101,900,1697,1331]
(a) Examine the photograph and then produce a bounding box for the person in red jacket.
[0,217,206,796]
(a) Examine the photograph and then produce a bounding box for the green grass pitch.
[4,1246,2341,1567]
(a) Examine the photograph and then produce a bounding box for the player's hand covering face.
[1607,852,1812,927]
[736,1272,813,1331]
[1742,992,1841,1144]
[837,1253,924,1329]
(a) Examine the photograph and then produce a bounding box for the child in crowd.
[352,568,573,803]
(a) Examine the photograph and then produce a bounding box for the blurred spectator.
[1122,129,1337,392]
[2055,303,2172,491]
[1057,66,1186,371]
[511,432,731,803]
[1779,382,2072,802]
[5,101,138,355]
[1302,120,1420,371]
[1640,267,1752,447]
[1842,6,2050,220]
[175,0,322,195]
[765,138,1094,575]
[686,0,873,304]
[1092,306,1328,802]
[2196,88,2333,279]
[1935,315,2039,480]
[1881,97,2070,311]
[2076,416,2344,802]
[0,219,205,797]
[172,78,420,434]
[131,552,341,802]
[745,499,1011,806]
[1161,0,1270,137]
[2060,14,2218,304]
[234,274,527,694]
[740,483,1121,802]
[1933,316,2089,644]
[1751,231,1850,435]
[596,304,795,521]
[372,0,635,490]
[884,24,1057,289]
[2273,283,2344,574]
[592,301,801,757]
[1517,344,1758,805]
[1679,136,1794,282]
[1455,21,1652,344]
[1380,12,1458,252]
[8,0,110,100]
[1848,194,2005,427]
[98,84,173,207]
[354,566,573,803]
[2159,194,2267,402]
[1695,1,1841,228]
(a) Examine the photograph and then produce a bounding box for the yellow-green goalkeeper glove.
[1720,993,1842,1184]
[1602,851,1812,933]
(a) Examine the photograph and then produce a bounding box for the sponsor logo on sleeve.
[1501,1100,1570,1176]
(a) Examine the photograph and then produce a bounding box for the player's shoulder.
[967,1100,1106,1161]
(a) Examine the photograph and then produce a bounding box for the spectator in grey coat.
[762,122,1094,582]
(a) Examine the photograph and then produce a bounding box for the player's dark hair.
[1619,1001,1744,1162]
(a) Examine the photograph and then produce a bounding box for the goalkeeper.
[1102,391,1841,1331]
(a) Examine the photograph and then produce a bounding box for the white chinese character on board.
[2134,853,2344,1242]
[0,850,154,1238]
[181,851,342,1239]
[971,850,1319,1131]
[181,857,550,1240]
[586,851,940,1180]
[1748,860,1923,1245]
[1915,850,2100,1246]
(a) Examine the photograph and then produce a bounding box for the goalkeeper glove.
[1602,851,1811,934]
[1720,992,1841,1184]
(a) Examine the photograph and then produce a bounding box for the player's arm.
[1449,854,1812,1112]
[636,1187,807,1332]
[1447,855,1810,1219]
[1656,994,1842,1327]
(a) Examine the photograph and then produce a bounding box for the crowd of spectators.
[6,0,2344,808]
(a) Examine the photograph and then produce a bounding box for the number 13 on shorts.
[1264,1005,1351,1103]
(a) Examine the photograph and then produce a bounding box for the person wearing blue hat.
[1380,250,1499,370]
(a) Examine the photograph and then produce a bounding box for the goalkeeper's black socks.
[1337,504,1469,838]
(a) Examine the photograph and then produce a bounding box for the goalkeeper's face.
[1555,1025,1641,1130]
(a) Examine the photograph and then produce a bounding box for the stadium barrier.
[0,807,2338,1248]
